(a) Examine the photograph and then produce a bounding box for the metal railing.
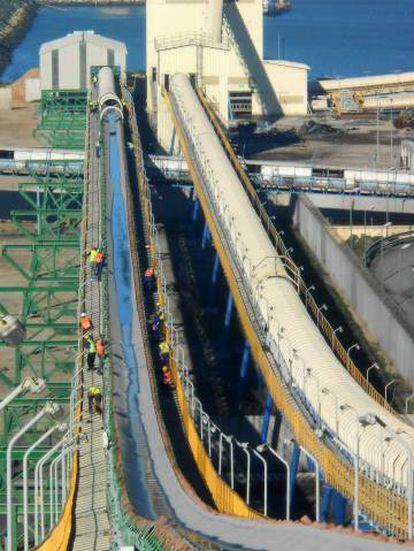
[164,85,412,539]
[155,31,229,52]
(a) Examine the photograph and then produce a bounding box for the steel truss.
[34,89,88,149]
[0,93,86,546]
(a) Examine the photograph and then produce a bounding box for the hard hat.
[81,313,86,317]
[91,243,97,248]
[162,366,168,373]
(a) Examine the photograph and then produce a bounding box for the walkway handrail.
[36,89,89,550]
[196,88,394,414]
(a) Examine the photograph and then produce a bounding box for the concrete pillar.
[206,0,224,43]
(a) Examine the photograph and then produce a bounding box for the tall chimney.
[206,0,224,43]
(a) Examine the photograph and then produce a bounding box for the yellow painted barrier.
[164,88,409,539]
[36,451,78,551]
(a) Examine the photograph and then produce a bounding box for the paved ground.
[244,112,409,169]
[0,102,39,149]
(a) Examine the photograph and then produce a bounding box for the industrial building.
[40,30,127,90]
[146,0,309,149]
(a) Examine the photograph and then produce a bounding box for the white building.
[40,31,127,90]
[146,0,309,149]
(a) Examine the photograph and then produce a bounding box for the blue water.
[1,5,146,82]
[264,0,414,78]
[2,0,414,82]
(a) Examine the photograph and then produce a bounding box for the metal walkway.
[71,92,110,551]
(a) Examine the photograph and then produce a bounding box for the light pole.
[385,379,398,403]
[305,284,315,309]
[322,387,339,434]
[218,432,234,489]
[36,435,67,543]
[22,423,65,551]
[7,401,58,551]
[346,343,360,370]
[300,446,320,523]
[0,377,45,413]
[258,443,291,520]
[332,325,343,349]
[398,243,411,289]
[236,440,251,505]
[374,415,413,540]
[366,362,380,384]
[405,393,414,415]
[363,204,375,263]
[353,413,377,532]
[253,448,268,517]
[316,303,328,328]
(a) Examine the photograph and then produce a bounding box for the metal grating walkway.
[72,92,111,551]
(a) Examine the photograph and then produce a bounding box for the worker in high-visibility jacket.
[88,246,98,271]
[158,340,170,366]
[162,366,175,389]
[95,248,104,281]
[87,386,102,413]
[80,313,93,332]
[144,266,155,292]
[84,336,96,371]
[96,337,106,374]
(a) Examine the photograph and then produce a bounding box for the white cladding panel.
[40,31,127,90]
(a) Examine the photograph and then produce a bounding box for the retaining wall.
[292,193,414,386]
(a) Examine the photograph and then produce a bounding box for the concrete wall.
[264,60,308,116]
[293,194,414,386]
[0,88,12,109]
[25,78,41,102]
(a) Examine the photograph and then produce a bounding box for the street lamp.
[353,413,377,532]
[253,447,268,517]
[332,325,343,349]
[366,362,380,384]
[22,422,66,551]
[322,387,339,434]
[305,284,315,309]
[299,445,320,523]
[218,432,234,489]
[374,415,413,540]
[36,435,67,542]
[363,204,375,263]
[316,303,328,328]
[235,440,251,505]
[405,393,414,415]
[346,343,360,369]
[385,379,398,403]
[259,443,291,520]
[398,243,411,289]
[7,401,60,551]
[0,377,46,413]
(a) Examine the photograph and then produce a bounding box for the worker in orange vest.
[162,366,174,388]
[95,248,105,281]
[159,340,170,366]
[96,336,106,374]
[144,266,155,292]
[80,313,93,332]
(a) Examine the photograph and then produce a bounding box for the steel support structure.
[0,93,86,548]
